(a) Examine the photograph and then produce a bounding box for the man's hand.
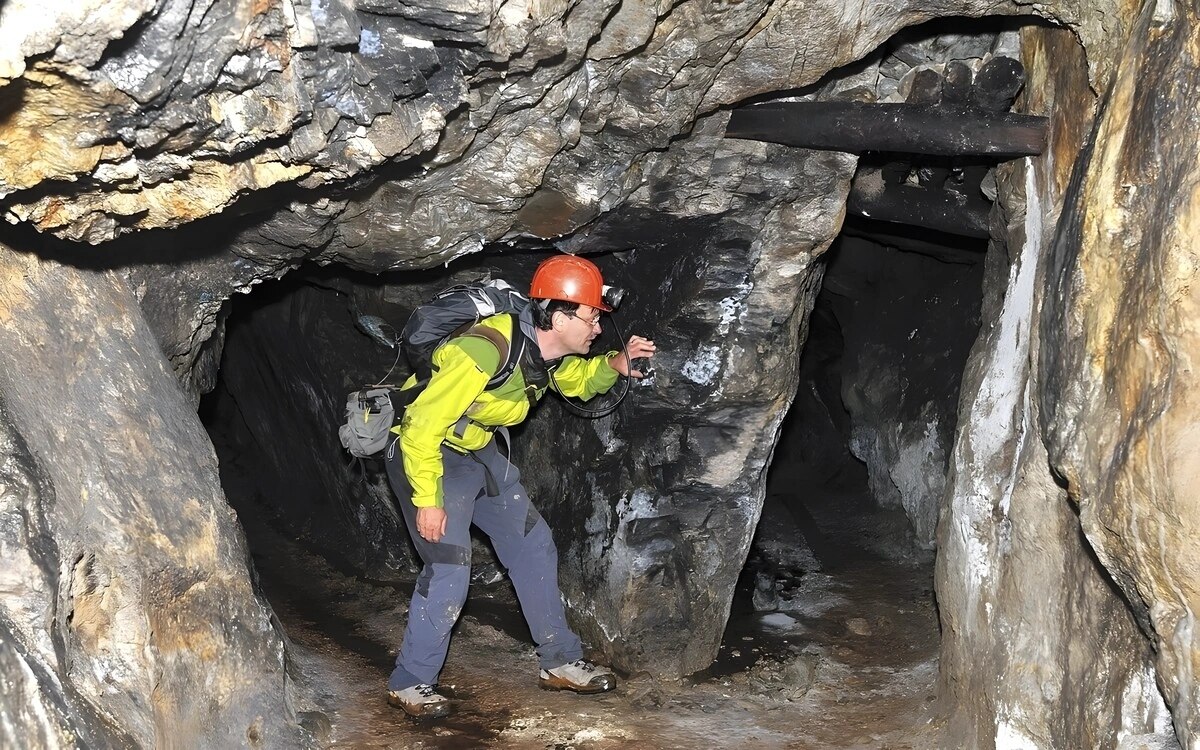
[416,506,447,542]
[610,335,657,378]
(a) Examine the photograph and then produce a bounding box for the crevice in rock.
[707,225,984,698]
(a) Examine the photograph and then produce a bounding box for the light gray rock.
[937,24,1181,749]
[0,246,307,748]
[0,0,155,83]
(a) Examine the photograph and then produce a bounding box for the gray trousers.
[384,439,583,690]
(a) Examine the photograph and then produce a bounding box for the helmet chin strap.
[548,313,632,419]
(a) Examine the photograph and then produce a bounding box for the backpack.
[339,279,533,459]
[400,278,532,388]
[338,387,396,459]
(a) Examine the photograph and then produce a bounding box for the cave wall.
[201,76,860,680]
[0,245,306,748]
[522,212,835,676]
[1040,1,1200,742]
[525,127,855,677]
[207,155,851,681]
[3,0,1194,745]
[1,0,1042,405]
[936,21,1178,749]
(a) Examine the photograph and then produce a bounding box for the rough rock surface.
[523,129,855,677]
[0,0,1024,244]
[0,245,305,748]
[1040,5,1200,744]
[177,0,1020,682]
[936,22,1178,750]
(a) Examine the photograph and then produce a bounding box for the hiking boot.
[539,659,617,694]
[387,684,452,719]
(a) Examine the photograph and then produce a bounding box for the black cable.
[549,313,633,418]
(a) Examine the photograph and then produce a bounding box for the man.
[384,254,656,719]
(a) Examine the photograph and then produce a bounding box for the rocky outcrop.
[0,245,305,747]
[936,21,1180,749]
[0,0,1023,247]
[1040,3,1200,743]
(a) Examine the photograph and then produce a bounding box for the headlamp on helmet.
[601,285,625,311]
[530,254,621,312]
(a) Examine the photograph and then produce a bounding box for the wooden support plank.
[840,219,986,264]
[972,56,1025,112]
[725,101,1047,158]
[847,167,992,238]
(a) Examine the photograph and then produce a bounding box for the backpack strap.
[395,316,528,422]
[457,315,524,390]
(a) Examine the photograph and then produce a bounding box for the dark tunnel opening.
[196,255,564,627]
[195,266,423,685]
[700,11,1014,685]
[706,224,986,686]
[772,228,985,563]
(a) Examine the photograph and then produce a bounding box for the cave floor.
[252,489,942,749]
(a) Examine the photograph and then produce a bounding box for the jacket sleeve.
[552,352,620,401]
[399,339,499,508]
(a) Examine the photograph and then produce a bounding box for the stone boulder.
[0,245,306,748]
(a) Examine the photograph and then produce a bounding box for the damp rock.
[780,656,818,700]
[470,561,507,586]
[625,671,667,709]
[752,571,782,612]
[747,654,817,702]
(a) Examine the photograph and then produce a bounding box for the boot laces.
[572,659,596,673]
[416,684,439,698]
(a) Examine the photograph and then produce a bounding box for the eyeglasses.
[566,310,602,328]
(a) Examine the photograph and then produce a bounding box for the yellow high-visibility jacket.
[393,313,619,508]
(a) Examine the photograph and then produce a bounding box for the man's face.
[556,304,602,355]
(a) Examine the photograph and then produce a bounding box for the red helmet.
[529,254,612,311]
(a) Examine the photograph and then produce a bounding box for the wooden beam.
[840,219,986,264]
[847,167,992,238]
[972,56,1026,112]
[725,101,1047,158]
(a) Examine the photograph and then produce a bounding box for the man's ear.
[550,310,566,331]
